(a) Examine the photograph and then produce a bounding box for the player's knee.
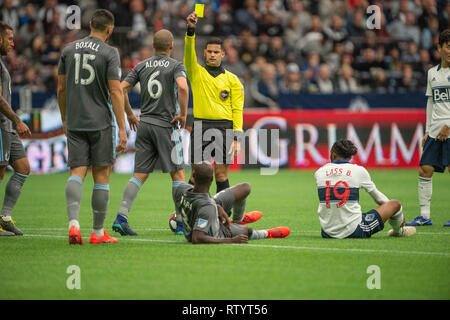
[14,161,30,176]
[389,199,401,213]
[240,182,251,197]
[418,165,433,178]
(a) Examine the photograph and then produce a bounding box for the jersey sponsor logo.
[432,87,450,103]
[220,90,229,101]
[197,218,208,228]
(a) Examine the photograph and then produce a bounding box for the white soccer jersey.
[314,160,385,239]
[425,64,450,139]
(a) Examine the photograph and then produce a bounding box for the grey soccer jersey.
[0,58,14,132]
[58,36,121,131]
[174,182,221,242]
[124,53,186,127]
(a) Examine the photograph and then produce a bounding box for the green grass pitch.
[1,169,449,300]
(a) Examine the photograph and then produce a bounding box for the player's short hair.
[192,162,213,186]
[0,21,13,37]
[205,37,223,50]
[439,29,450,46]
[153,29,174,52]
[90,9,115,32]
[331,140,358,159]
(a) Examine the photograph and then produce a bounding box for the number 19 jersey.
[314,160,379,238]
[58,36,121,131]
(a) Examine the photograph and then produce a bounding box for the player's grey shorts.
[67,126,115,167]
[213,188,247,238]
[134,121,185,174]
[0,130,27,166]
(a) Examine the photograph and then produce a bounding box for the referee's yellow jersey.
[184,33,244,132]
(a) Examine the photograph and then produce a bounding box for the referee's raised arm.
[184,12,199,80]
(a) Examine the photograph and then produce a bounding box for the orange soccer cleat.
[236,211,263,225]
[89,231,118,244]
[69,226,84,245]
[267,227,290,238]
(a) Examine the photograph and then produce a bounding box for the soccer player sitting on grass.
[314,139,416,239]
[172,161,290,244]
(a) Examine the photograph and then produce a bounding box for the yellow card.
[195,3,204,18]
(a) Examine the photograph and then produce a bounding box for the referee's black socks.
[216,179,230,194]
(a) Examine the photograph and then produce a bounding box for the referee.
[184,11,245,198]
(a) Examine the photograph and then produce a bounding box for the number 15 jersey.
[58,36,121,131]
[314,160,380,238]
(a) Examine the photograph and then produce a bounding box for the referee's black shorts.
[190,118,234,164]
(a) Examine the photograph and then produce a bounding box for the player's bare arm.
[57,74,67,134]
[217,204,230,229]
[120,80,139,131]
[170,76,189,128]
[436,124,449,142]
[108,79,127,153]
[0,84,31,138]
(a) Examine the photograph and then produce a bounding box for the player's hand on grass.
[217,204,230,229]
[16,120,31,138]
[170,114,186,129]
[436,125,449,142]
[116,128,127,153]
[187,12,198,28]
[421,132,429,147]
[231,234,248,244]
[127,113,139,131]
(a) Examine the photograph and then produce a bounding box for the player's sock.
[1,172,28,218]
[216,179,229,193]
[69,219,80,230]
[172,181,185,224]
[92,184,109,237]
[249,230,268,240]
[388,206,404,235]
[418,176,432,219]
[232,197,246,224]
[117,176,142,220]
[66,176,83,224]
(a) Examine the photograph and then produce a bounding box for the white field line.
[22,233,450,257]
[20,227,450,235]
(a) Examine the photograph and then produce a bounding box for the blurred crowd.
[1,0,449,109]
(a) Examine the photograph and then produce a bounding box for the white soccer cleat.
[387,226,416,237]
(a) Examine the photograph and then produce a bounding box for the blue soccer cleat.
[444,220,450,227]
[405,216,432,226]
[174,220,184,235]
[112,214,138,236]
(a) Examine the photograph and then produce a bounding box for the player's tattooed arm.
[57,74,67,134]
[120,81,139,131]
[0,85,31,138]
[109,79,127,153]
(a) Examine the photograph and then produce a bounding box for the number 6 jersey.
[314,160,386,238]
[58,36,121,131]
[124,53,187,128]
